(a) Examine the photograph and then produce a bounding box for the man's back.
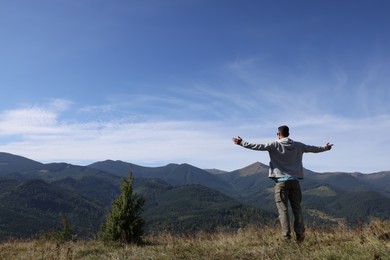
[267,137,306,179]
[240,137,328,179]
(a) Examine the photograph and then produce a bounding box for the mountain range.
[0,152,389,240]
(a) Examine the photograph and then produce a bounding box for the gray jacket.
[240,137,328,179]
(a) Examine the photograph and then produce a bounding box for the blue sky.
[0,0,389,173]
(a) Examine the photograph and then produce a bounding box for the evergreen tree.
[99,172,145,244]
[59,212,72,241]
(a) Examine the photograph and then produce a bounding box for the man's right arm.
[232,136,270,151]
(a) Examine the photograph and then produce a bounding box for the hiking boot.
[296,234,305,243]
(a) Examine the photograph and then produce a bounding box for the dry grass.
[1,221,390,260]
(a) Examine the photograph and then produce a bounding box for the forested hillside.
[0,152,389,240]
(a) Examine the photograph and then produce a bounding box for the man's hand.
[325,143,334,150]
[232,136,242,145]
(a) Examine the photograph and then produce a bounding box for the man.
[232,125,333,242]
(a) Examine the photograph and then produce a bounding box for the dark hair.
[278,125,290,137]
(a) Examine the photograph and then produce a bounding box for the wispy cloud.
[0,107,59,135]
[0,99,389,173]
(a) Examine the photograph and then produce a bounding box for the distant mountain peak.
[235,162,269,177]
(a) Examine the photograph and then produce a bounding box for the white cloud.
[0,100,389,173]
[0,107,59,135]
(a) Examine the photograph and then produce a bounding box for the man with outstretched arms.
[232,125,333,242]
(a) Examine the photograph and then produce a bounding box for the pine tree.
[99,172,145,244]
[59,212,72,241]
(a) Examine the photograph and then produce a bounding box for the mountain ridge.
[89,160,234,195]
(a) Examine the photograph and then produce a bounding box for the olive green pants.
[274,180,305,240]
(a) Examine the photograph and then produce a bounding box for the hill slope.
[0,178,105,240]
[0,152,43,177]
[136,180,276,233]
[1,223,390,259]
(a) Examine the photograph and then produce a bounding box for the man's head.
[277,125,289,139]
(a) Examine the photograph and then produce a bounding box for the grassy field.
[1,221,389,260]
